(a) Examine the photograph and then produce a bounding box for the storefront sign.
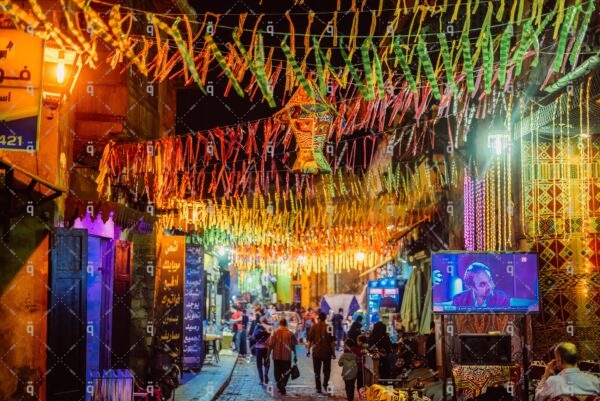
[156,235,186,368]
[183,244,205,370]
[0,30,42,151]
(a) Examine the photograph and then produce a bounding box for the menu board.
[156,235,186,368]
[183,245,205,370]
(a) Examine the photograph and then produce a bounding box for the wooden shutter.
[47,228,88,401]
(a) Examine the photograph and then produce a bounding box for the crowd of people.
[211,301,600,401]
[217,302,443,400]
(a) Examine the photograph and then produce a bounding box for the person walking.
[253,316,272,385]
[347,315,363,342]
[332,308,345,351]
[338,339,359,401]
[238,309,249,358]
[268,318,298,395]
[307,312,336,394]
[303,307,316,343]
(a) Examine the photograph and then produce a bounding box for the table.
[203,335,222,364]
[452,364,523,400]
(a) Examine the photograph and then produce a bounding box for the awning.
[0,156,66,238]
[0,155,66,194]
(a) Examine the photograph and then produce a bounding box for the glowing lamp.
[42,46,81,114]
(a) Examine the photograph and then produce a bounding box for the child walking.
[338,338,359,401]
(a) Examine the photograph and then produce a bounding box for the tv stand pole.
[520,314,531,401]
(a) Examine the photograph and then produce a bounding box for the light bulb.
[56,51,65,84]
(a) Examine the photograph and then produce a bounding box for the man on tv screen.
[451,262,510,307]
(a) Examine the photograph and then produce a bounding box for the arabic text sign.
[0,30,42,151]
[156,235,186,368]
[183,245,205,369]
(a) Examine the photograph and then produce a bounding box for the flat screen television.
[432,252,539,314]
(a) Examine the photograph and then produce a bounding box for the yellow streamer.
[497,0,505,20]
[554,0,565,39]
[451,0,462,22]
[369,10,376,38]
[305,11,315,52]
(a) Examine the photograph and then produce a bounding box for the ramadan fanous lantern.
[275,82,334,174]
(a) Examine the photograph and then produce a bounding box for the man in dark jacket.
[332,308,345,351]
[307,312,336,394]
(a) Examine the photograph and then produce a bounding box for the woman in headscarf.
[367,321,394,377]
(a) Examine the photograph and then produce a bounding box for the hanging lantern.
[274,81,334,174]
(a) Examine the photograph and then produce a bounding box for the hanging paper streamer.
[281,35,314,98]
[151,14,204,91]
[274,82,334,174]
[205,35,245,98]
[312,37,327,96]
[438,33,458,94]
[393,40,418,94]
[233,29,276,107]
[340,37,371,100]
[512,20,533,76]
[498,24,513,86]
[461,30,475,93]
[553,5,578,72]
[544,51,600,94]
[417,36,441,100]
[569,1,595,67]
[482,25,494,95]
[360,38,376,99]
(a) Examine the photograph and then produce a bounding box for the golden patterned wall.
[522,135,600,360]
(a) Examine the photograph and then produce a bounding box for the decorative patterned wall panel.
[522,136,600,360]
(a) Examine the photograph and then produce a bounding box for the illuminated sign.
[0,30,42,151]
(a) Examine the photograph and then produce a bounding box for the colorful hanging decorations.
[155,165,444,274]
[274,82,334,174]
[1,0,592,114]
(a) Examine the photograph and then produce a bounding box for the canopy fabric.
[400,265,432,335]
[319,294,363,317]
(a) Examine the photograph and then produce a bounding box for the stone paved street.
[217,345,351,401]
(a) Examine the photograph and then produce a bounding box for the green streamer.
[360,38,385,99]
[252,33,276,107]
[438,33,458,94]
[312,37,327,96]
[553,6,579,72]
[233,28,275,106]
[498,24,512,86]
[371,42,386,98]
[360,39,376,100]
[205,35,244,98]
[461,31,475,93]
[281,35,314,98]
[393,40,417,93]
[339,37,370,100]
[569,1,595,66]
[512,20,533,76]
[482,25,493,95]
[152,15,204,93]
[417,36,441,100]
[544,51,600,94]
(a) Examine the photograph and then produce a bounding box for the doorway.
[48,229,133,401]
